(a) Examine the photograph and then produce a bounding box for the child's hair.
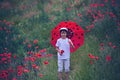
[60,30,68,34]
[60,28,68,37]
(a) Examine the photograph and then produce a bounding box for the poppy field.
[0,0,120,80]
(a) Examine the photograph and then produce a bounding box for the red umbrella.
[50,21,84,53]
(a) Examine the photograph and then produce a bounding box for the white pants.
[58,58,70,72]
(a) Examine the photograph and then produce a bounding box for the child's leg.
[58,59,63,80]
[58,72,62,80]
[65,72,69,80]
[64,58,70,80]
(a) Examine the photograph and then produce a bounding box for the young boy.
[56,27,74,80]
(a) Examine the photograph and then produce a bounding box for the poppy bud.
[60,50,64,56]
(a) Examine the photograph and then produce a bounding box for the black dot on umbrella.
[76,25,78,27]
[76,28,79,30]
[65,22,67,24]
[52,38,54,40]
[75,33,78,36]
[77,43,80,46]
[54,33,56,35]
[78,37,81,39]
[81,33,84,36]
[72,27,75,29]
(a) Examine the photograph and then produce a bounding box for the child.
[56,27,74,80]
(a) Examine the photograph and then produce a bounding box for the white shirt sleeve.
[56,39,60,47]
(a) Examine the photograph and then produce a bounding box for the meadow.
[0,0,120,80]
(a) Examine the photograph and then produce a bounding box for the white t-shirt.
[56,38,70,59]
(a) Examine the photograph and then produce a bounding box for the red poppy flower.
[88,53,95,59]
[0,70,8,79]
[17,66,23,76]
[77,13,82,17]
[108,42,112,46]
[35,66,40,70]
[99,4,104,7]
[7,52,11,59]
[112,45,116,49]
[35,53,42,58]
[95,56,99,60]
[33,39,38,44]
[100,43,104,47]
[46,54,53,58]
[35,46,39,49]
[32,64,37,69]
[44,60,49,65]
[109,12,116,18]
[28,44,31,48]
[14,55,17,59]
[24,57,29,62]
[100,47,104,51]
[23,68,30,73]
[39,73,43,78]
[106,55,111,62]
[90,3,99,8]
[39,48,47,53]
[29,57,36,62]
[90,60,93,64]
[12,78,17,80]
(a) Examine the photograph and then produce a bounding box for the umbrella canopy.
[50,21,84,53]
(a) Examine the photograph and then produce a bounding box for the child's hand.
[59,50,64,56]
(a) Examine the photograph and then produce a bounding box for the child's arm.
[56,46,61,53]
[68,39,75,48]
[56,46,64,56]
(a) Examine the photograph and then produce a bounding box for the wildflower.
[32,64,37,69]
[17,65,23,76]
[90,60,93,64]
[35,53,42,58]
[28,44,31,48]
[39,73,43,78]
[12,78,17,80]
[44,60,49,65]
[99,4,104,7]
[88,53,95,59]
[100,43,104,47]
[108,42,112,46]
[46,54,53,58]
[60,50,64,56]
[106,55,111,62]
[14,55,17,59]
[112,45,116,49]
[33,39,38,44]
[95,56,99,60]
[23,68,30,73]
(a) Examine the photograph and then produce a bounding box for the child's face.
[60,31,67,38]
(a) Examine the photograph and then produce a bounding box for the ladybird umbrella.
[50,21,84,53]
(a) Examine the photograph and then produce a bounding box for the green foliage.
[0,20,23,53]
[0,0,120,80]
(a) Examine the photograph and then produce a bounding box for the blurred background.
[0,0,120,80]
